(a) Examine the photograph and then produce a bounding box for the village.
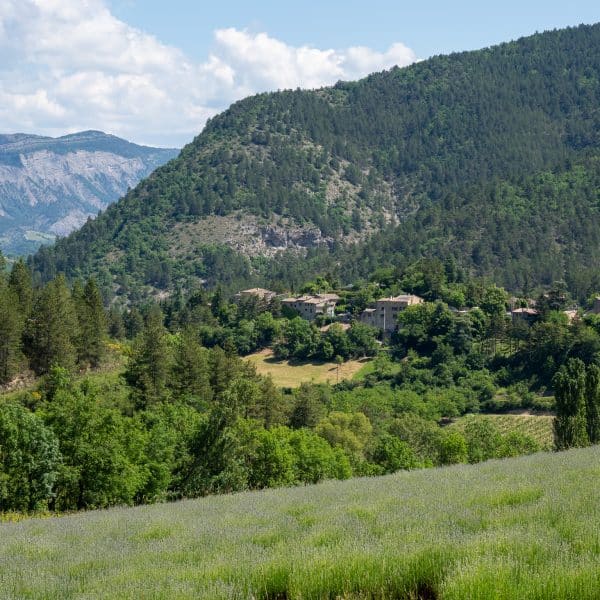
[235,286,600,334]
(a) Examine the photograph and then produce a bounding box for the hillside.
[2,446,600,598]
[29,24,600,296]
[0,131,178,255]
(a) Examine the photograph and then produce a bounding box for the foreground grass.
[2,447,600,599]
[246,349,371,387]
[450,413,554,450]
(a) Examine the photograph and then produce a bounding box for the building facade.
[359,294,423,332]
[281,294,340,321]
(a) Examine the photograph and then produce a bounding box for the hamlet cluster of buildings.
[236,287,600,333]
[509,296,600,325]
[236,287,424,332]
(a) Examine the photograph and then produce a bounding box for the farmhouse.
[359,294,423,332]
[281,293,340,321]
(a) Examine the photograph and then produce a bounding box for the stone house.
[281,293,340,321]
[359,294,424,332]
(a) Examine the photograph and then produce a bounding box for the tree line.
[3,256,600,514]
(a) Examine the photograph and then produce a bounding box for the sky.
[1,1,599,148]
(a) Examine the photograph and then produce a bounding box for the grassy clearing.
[246,349,371,388]
[2,447,600,598]
[450,413,554,450]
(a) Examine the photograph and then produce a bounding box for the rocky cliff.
[0,131,178,255]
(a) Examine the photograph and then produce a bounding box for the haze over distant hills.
[30,24,600,298]
[0,131,178,255]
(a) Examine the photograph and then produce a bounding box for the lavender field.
[2,446,600,599]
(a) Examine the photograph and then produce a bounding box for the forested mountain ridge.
[30,24,600,298]
[0,131,178,255]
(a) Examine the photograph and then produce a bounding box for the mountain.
[0,131,178,255]
[30,24,600,298]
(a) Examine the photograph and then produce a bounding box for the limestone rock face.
[0,131,178,254]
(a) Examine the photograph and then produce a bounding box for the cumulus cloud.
[0,0,417,147]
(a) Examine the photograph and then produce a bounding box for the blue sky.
[1,1,598,147]
[108,0,600,61]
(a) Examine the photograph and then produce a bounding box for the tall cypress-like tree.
[585,364,600,445]
[553,358,589,450]
[24,275,79,375]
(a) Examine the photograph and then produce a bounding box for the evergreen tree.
[585,363,600,444]
[553,358,589,450]
[170,328,213,406]
[23,275,79,375]
[107,306,126,339]
[0,281,23,384]
[124,307,144,339]
[76,278,106,368]
[289,384,326,429]
[124,305,171,408]
[8,259,33,317]
[248,376,287,429]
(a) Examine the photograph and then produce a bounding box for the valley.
[1,17,600,600]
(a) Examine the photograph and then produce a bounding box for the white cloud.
[0,0,417,147]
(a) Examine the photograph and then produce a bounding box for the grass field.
[2,447,600,598]
[449,413,554,450]
[246,349,371,387]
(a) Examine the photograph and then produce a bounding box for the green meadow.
[2,446,600,599]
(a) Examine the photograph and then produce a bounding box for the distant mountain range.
[0,131,178,255]
[29,24,600,298]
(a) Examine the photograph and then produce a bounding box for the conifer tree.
[170,328,213,405]
[0,281,23,383]
[8,259,33,317]
[124,307,144,339]
[125,305,171,408]
[255,376,287,428]
[75,278,106,368]
[553,358,589,450]
[585,363,600,444]
[24,275,79,375]
[107,306,125,339]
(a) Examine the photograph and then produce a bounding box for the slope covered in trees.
[29,24,600,298]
